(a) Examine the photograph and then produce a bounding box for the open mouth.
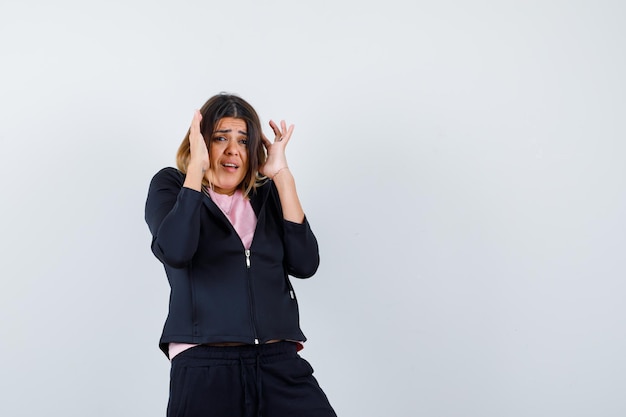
[222,162,239,170]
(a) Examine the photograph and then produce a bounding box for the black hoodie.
[145,167,320,358]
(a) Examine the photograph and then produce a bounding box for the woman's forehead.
[214,117,247,133]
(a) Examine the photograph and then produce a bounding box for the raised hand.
[188,110,210,173]
[183,110,210,191]
[260,119,294,179]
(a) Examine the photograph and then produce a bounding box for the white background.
[1,1,625,416]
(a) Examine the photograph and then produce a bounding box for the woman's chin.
[211,180,241,195]
[205,173,241,195]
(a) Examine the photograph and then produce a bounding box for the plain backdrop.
[1,1,625,416]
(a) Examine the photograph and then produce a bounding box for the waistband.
[171,341,298,365]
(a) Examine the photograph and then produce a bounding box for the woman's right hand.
[188,110,210,173]
[183,110,210,191]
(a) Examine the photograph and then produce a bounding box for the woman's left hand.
[260,120,295,179]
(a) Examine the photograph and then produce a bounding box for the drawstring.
[239,357,251,415]
[256,351,263,417]
[240,352,264,417]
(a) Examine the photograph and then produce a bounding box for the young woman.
[145,93,336,417]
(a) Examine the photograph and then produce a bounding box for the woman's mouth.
[221,162,239,172]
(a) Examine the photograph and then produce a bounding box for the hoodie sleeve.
[144,167,204,268]
[265,181,320,278]
[282,216,320,278]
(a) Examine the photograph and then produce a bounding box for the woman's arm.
[145,168,204,268]
[144,112,209,267]
[260,120,304,223]
[260,120,319,277]
[271,168,304,223]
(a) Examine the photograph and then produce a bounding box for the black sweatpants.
[167,342,337,417]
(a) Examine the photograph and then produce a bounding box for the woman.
[145,93,337,417]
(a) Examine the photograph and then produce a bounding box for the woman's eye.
[213,136,226,142]
[239,139,248,145]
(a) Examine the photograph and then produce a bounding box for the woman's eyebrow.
[214,129,248,136]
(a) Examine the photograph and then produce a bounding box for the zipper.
[244,249,259,344]
[204,187,271,345]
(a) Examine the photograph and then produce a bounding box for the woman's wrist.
[269,167,304,223]
[271,167,289,179]
[184,162,205,191]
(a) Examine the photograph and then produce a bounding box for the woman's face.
[206,117,249,195]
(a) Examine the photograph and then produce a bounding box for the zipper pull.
[254,338,259,345]
[245,249,251,268]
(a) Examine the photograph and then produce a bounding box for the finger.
[190,112,197,137]
[279,122,295,143]
[268,120,281,138]
[190,110,202,139]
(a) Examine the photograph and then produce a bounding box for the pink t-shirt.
[206,188,256,250]
[168,189,257,360]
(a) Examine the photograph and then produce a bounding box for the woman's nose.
[225,140,238,155]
